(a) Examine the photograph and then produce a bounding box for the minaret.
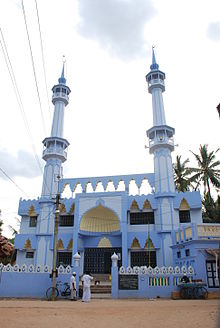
[146,48,175,195]
[41,64,71,198]
[146,49,176,267]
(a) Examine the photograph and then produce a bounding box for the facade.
[13,51,219,291]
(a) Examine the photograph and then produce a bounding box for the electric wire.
[21,0,46,135]
[0,28,43,176]
[34,0,51,119]
[0,27,53,197]
[0,167,30,198]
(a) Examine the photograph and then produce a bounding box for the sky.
[0,0,220,238]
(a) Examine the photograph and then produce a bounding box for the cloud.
[0,149,42,179]
[77,0,156,60]
[207,21,220,42]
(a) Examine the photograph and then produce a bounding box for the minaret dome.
[146,48,166,93]
[52,63,71,106]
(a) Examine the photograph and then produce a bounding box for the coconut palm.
[202,193,220,223]
[173,155,194,192]
[190,145,220,199]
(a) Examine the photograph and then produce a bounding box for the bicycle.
[179,283,208,300]
[46,280,71,300]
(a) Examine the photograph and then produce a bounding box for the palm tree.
[173,155,194,192]
[8,217,20,245]
[203,193,220,223]
[190,145,220,200]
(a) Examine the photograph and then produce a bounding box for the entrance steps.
[92,293,112,299]
[91,284,111,294]
[79,275,112,299]
[92,274,111,284]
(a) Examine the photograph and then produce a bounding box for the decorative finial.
[58,55,66,84]
[150,46,159,71]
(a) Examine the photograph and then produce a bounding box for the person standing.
[70,272,77,301]
[81,272,93,302]
[180,273,190,283]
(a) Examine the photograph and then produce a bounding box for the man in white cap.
[70,272,77,301]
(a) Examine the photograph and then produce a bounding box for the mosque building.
[14,51,219,290]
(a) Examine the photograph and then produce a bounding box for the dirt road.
[0,299,219,328]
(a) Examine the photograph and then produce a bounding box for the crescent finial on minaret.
[150,46,159,71]
[58,56,66,84]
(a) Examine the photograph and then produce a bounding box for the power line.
[34,0,51,119]
[0,167,30,198]
[0,27,53,197]
[21,0,46,135]
[0,28,43,176]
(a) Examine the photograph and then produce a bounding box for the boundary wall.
[111,264,195,299]
[0,264,72,298]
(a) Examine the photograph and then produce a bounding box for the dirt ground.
[0,298,219,328]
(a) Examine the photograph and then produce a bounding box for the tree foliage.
[173,155,194,192]
[190,144,220,199]
[174,145,220,222]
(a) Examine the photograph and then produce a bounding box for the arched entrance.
[80,204,121,274]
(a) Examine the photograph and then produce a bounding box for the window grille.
[130,251,156,268]
[26,251,34,259]
[130,212,154,225]
[57,251,72,267]
[29,216,37,227]
[179,210,191,223]
[59,215,74,227]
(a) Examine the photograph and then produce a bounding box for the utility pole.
[51,192,60,301]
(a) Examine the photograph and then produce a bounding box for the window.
[206,261,219,288]
[159,74,164,80]
[26,251,34,259]
[62,88,66,94]
[131,251,156,268]
[130,212,154,225]
[152,73,158,79]
[55,87,60,93]
[57,251,72,267]
[29,216,37,227]
[59,215,74,227]
[185,249,190,257]
[177,251,181,259]
[179,210,191,223]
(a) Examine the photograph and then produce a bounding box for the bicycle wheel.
[195,287,208,299]
[61,286,71,297]
[46,287,59,300]
[180,287,187,299]
[65,286,71,297]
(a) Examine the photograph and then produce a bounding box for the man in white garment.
[70,272,77,301]
[81,272,93,302]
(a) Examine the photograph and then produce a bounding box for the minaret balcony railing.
[42,137,69,162]
[52,92,69,105]
[42,148,67,161]
[148,137,174,153]
[148,79,165,92]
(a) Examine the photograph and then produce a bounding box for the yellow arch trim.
[131,237,141,249]
[24,238,32,249]
[98,237,112,248]
[144,238,155,249]
[28,205,36,216]
[57,239,64,250]
[180,198,190,210]
[130,200,139,211]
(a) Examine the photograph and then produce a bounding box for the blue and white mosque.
[11,50,219,294]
